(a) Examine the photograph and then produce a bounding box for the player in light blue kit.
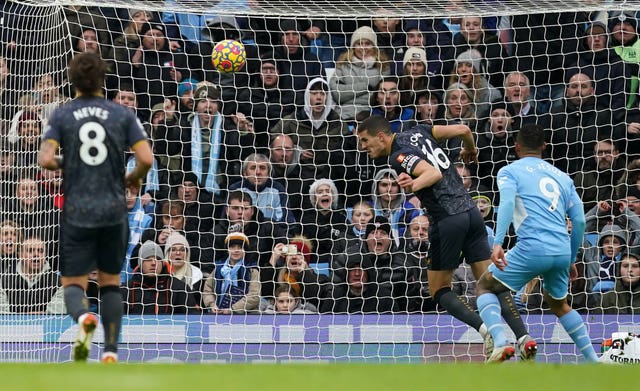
[476,124,599,363]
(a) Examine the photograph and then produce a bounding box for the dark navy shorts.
[428,208,491,271]
[60,219,128,277]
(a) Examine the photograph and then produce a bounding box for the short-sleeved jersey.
[496,156,580,256]
[43,96,146,228]
[389,125,475,219]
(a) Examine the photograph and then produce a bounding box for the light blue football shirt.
[494,157,583,257]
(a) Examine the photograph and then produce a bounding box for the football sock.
[100,286,123,354]
[64,284,88,322]
[434,287,483,331]
[497,290,528,340]
[559,310,599,363]
[477,293,508,347]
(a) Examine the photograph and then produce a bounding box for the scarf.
[191,112,222,194]
[353,56,377,69]
[219,257,243,297]
[126,156,160,194]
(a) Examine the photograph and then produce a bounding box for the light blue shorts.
[488,247,571,300]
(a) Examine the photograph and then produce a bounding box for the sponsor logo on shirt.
[396,154,406,163]
[401,154,420,172]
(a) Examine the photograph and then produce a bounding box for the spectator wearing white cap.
[448,49,502,121]
[123,240,199,315]
[202,232,259,314]
[329,26,391,122]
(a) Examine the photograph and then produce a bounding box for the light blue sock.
[559,310,599,363]
[477,293,508,347]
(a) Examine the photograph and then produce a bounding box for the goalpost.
[1,0,639,363]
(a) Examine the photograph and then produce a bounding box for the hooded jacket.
[271,77,348,181]
[584,224,628,293]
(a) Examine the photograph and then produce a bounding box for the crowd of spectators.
[1,4,640,316]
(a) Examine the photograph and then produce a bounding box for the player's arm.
[125,140,153,191]
[432,124,478,164]
[37,139,62,171]
[567,190,586,264]
[401,160,443,193]
[493,171,517,248]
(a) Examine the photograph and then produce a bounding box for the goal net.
[1,0,639,363]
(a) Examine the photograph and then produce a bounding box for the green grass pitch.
[3,363,638,391]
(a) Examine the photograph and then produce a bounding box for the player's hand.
[569,263,578,282]
[460,147,478,165]
[491,244,507,271]
[397,172,414,192]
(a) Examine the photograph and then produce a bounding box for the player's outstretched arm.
[567,191,586,263]
[433,124,478,164]
[38,139,62,171]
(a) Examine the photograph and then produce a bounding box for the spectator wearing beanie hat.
[165,231,203,292]
[273,237,331,310]
[123,240,199,315]
[330,26,390,121]
[392,19,444,87]
[398,47,440,107]
[449,16,509,89]
[273,237,313,297]
[202,231,259,314]
[608,11,640,108]
[469,190,496,247]
[300,178,349,264]
[450,49,502,121]
[176,78,199,114]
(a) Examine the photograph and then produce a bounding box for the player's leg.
[543,261,598,363]
[428,269,486,330]
[476,271,510,347]
[97,271,122,363]
[464,207,532,348]
[60,221,100,362]
[545,295,598,363]
[428,213,486,332]
[95,222,129,363]
[471,261,535,360]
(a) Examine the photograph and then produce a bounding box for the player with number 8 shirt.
[357,115,533,361]
[38,52,153,363]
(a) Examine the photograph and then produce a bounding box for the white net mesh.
[1,0,639,363]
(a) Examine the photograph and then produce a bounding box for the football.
[211,39,246,73]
